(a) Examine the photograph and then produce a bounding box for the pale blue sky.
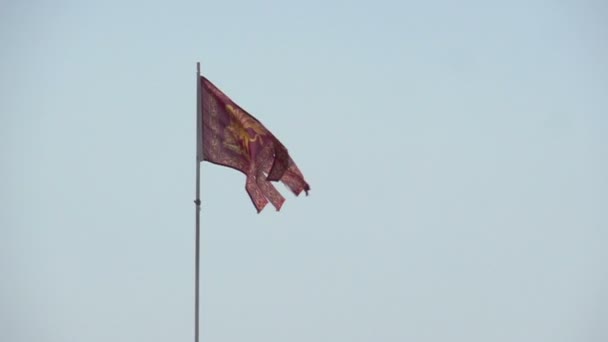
[2,0,607,341]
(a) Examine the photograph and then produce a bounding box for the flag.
[198,76,310,212]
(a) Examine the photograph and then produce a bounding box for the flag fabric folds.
[199,76,310,212]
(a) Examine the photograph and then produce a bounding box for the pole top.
[197,62,200,74]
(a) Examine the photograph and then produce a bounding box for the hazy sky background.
[2,0,607,341]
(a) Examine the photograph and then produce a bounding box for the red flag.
[199,76,310,212]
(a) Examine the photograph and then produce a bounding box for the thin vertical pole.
[194,62,202,342]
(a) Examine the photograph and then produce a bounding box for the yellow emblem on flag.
[225,104,266,157]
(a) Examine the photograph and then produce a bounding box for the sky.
[1,0,607,341]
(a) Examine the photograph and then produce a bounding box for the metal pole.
[194,62,202,342]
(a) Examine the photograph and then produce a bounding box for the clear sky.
[2,0,607,341]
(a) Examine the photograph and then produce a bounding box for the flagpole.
[194,62,202,342]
